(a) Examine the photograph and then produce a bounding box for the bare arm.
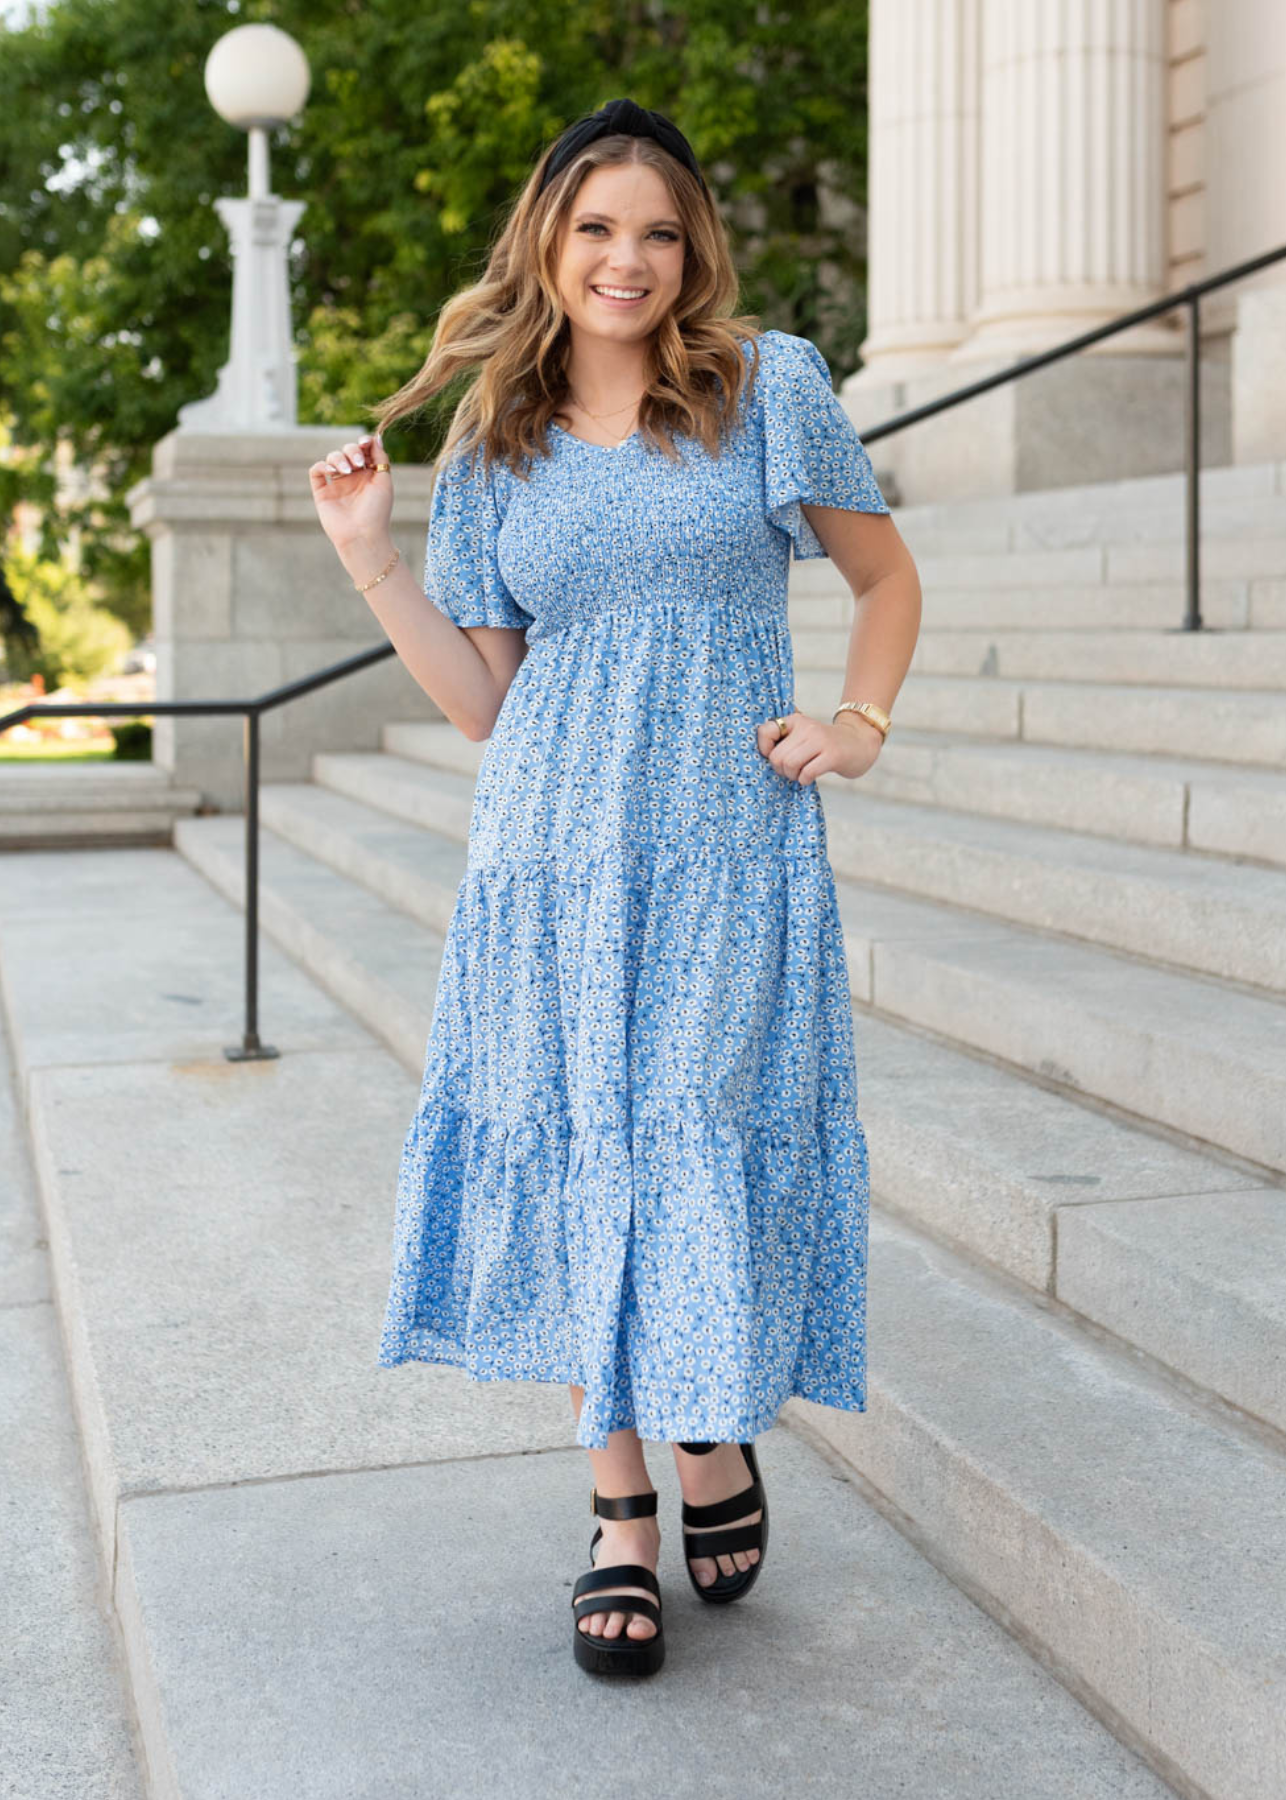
[802,503,922,721]
[755,503,922,786]
[310,432,527,743]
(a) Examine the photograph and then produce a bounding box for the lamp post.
[179,24,311,432]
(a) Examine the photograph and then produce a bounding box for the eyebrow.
[573,210,684,229]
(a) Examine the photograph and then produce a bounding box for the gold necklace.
[568,388,643,444]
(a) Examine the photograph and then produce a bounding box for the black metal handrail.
[856,238,1286,634]
[0,641,395,1059]
[3,238,1283,1058]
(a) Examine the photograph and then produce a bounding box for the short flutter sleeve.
[423,446,533,631]
[755,329,890,559]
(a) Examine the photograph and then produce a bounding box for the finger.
[326,451,355,475]
[343,441,367,468]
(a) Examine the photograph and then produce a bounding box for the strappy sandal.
[676,1439,769,1604]
[571,1486,665,1676]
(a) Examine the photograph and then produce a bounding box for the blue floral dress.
[377,329,890,1449]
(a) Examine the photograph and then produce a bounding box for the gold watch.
[833,700,892,740]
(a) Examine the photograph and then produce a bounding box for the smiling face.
[554,160,688,345]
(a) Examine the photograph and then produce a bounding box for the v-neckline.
[550,420,639,451]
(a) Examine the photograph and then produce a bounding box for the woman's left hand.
[754,709,884,785]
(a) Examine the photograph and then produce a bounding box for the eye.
[576,223,680,242]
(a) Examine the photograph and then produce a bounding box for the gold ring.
[774,715,791,739]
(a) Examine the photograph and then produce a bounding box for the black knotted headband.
[537,96,710,198]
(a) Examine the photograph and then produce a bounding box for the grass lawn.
[0,743,122,763]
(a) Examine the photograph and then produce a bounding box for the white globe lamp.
[178,25,312,429]
[204,25,311,198]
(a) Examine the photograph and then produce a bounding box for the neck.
[564,333,650,413]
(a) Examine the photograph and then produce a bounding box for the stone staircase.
[0,760,205,848]
[161,456,1286,1798]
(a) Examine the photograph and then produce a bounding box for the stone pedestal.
[845,345,1232,506]
[126,427,442,813]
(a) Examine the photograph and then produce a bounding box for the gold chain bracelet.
[833,699,892,740]
[354,546,400,593]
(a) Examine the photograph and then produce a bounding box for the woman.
[310,97,921,1679]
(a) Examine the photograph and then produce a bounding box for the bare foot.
[576,1510,661,1641]
[674,1442,763,1586]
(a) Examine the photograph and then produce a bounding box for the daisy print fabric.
[377,329,890,1449]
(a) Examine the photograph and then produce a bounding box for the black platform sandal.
[676,1439,769,1604]
[571,1486,665,1677]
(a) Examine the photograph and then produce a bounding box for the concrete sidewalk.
[1,975,143,1798]
[0,846,1177,1799]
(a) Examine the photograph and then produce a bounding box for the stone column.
[957,0,1172,360]
[845,0,1226,501]
[1205,0,1286,461]
[126,428,442,813]
[857,0,980,378]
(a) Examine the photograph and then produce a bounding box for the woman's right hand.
[309,432,394,553]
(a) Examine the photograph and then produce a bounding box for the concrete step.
[855,1013,1286,1438]
[818,785,1286,993]
[907,537,1286,597]
[790,577,1263,632]
[884,456,1285,537]
[301,748,1286,995]
[174,813,446,1076]
[0,761,204,848]
[181,798,1286,1438]
[837,878,1286,1176]
[160,820,1286,1791]
[903,626,1286,689]
[798,667,1286,766]
[890,491,1286,556]
[295,741,1286,1173]
[788,1207,1286,1800]
[815,721,1286,866]
[0,847,1179,1800]
[311,747,476,835]
[0,996,145,1800]
[380,713,1286,871]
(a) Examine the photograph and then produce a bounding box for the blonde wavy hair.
[372,126,766,485]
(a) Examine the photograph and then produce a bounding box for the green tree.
[0,0,873,632]
[3,547,132,687]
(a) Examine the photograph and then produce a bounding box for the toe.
[717,1554,735,1576]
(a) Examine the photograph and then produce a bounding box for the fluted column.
[857,0,980,378]
[954,0,1172,360]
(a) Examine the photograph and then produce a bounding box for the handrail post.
[225,706,279,1061]
[1183,290,1203,632]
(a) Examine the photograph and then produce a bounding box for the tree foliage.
[0,0,873,629]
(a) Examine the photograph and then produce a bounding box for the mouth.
[590,285,651,308]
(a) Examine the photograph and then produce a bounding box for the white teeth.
[593,285,648,299]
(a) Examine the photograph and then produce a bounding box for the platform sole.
[573,1626,666,1676]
